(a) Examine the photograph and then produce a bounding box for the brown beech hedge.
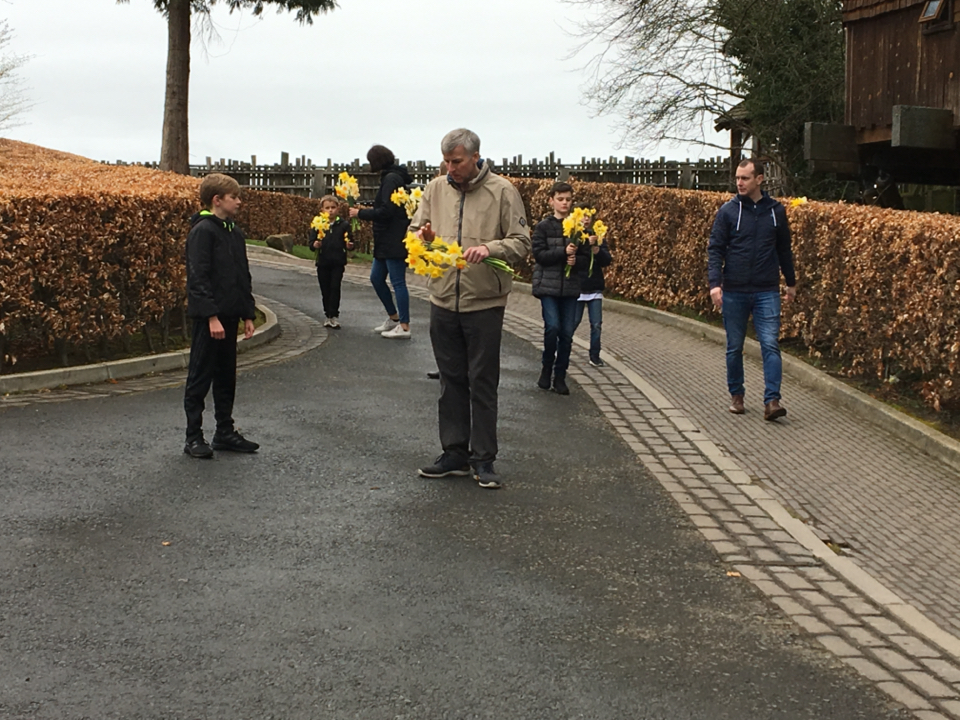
[0,140,373,373]
[508,178,960,412]
[3,139,958,412]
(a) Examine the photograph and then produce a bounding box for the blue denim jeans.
[722,290,782,403]
[370,258,410,324]
[573,298,603,362]
[540,296,579,376]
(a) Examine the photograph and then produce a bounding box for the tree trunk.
[159,0,191,175]
[143,325,156,354]
[161,309,170,349]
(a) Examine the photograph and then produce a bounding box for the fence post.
[313,169,327,198]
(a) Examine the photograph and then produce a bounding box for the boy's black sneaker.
[474,462,502,489]
[553,376,570,395]
[589,357,605,368]
[418,453,471,478]
[184,438,214,459]
[537,366,552,390]
[211,431,259,453]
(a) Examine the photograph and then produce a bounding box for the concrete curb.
[510,281,960,474]
[0,299,280,395]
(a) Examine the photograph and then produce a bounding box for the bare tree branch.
[0,21,32,131]
[565,0,740,153]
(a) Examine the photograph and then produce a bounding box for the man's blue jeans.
[540,296,578,376]
[722,290,782,404]
[573,298,603,362]
[370,258,410,324]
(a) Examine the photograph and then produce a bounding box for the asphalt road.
[0,264,909,719]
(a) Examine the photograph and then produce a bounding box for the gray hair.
[441,128,481,155]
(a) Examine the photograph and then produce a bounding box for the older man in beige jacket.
[410,128,531,489]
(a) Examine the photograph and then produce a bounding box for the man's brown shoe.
[728,394,745,414]
[764,400,787,421]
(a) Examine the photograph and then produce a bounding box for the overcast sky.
[1,0,722,167]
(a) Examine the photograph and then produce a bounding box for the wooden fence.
[107,151,735,199]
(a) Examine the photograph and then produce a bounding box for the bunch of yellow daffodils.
[334,172,360,204]
[310,212,331,241]
[390,186,424,219]
[404,232,520,280]
[562,207,610,277]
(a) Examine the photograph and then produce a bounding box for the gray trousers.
[429,304,505,465]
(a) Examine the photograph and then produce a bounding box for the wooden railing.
[106,151,735,199]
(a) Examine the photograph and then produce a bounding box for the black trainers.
[589,357,605,368]
[211,430,259,453]
[474,462,502,489]
[537,366,552,390]
[553,375,570,395]
[418,453,471,478]
[183,438,213,459]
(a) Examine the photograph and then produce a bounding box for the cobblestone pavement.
[7,253,960,719]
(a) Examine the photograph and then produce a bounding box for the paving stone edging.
[0,298,279,395]
[496,300,960,719]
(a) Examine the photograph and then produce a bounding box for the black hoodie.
[185,211,256,320]
[312,215,351,267]
[357,164,414,259]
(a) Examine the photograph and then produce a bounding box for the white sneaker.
[373,317,399,333]
[323,318,333,328]
[329,317,341,329]
[381,324,411,339]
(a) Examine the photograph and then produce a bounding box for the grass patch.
[246,238,316,262]
[247,238,373,265]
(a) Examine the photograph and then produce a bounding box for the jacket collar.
[199,209,235,232]
[447,158,490,193]
[735,190,772,208]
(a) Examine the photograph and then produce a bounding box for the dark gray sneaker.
[211,430,259,453]
[474,462,502,489]
[552,375,570,395]
[537,366,552,390]
[419,453,471,478]
[184,438,214,459]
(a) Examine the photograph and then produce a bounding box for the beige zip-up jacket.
[409,161,531,313]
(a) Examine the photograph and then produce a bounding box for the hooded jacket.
[185,211,256,321]
[357,164,414,260]
[409,160,531,313]
[312,215,350,267]
[531,214,592,298]
[707,191,796,293]
[578,242,612,294]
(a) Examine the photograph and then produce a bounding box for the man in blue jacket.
[708,158,796,421]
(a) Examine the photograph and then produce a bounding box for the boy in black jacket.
[183,173,259,458]
[311,195,353,328]
[531,182,591,395]
[574,234,612,367]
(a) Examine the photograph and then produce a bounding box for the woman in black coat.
[349,145,414,339]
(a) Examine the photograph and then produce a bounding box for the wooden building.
[806,0,960,185]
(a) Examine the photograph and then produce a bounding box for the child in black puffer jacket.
[531,182,591,395]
